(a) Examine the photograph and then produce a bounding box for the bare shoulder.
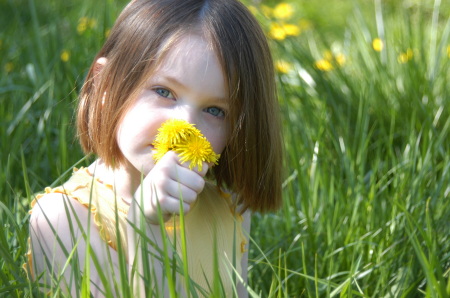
[30,192,88,222]
[29,192,90,241]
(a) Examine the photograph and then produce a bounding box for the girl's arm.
[127,151,208,296]
[29,193,121,297]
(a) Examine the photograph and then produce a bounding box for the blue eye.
[154,88,173,99]
[205,107,225,117]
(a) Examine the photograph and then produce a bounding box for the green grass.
[1,0,449,296]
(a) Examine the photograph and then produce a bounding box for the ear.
[93,57,108,85]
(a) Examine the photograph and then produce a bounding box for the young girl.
[27,0,283,296]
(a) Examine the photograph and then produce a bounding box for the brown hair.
[77,0,283,213]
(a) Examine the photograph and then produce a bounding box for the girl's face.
[116,34,229,177]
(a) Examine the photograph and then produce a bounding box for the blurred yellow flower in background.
[314,51,346,71]
[315,59,333,71]
[283,24,300,36]
[275,60,293,74]
[60,50,70,62]
[269,23,301,40]
[398,49,414,63]
[446,45,450,58]
[269,23,287,40]
[273,3,294,20]
[372,38,384,52]
[77,17,97,34]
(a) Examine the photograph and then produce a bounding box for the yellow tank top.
[27,167,247,296]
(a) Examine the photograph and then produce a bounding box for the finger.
[194,161,209,177]
[177,160,209,177]
[151,163,204,201]
[164,179,198,204]
[161,150,181,164]
[162,150,209,176]
[159,151,209,174]
[156,195,191,214]
[166,164,206,194]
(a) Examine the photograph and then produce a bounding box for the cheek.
[116,110,156,149]
[115,122,133,155]
[116,114,136,144]
[206,126,229,155]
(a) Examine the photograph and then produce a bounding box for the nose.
[171,106,210,138]
[173,106,197,126]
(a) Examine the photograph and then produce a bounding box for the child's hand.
[134,150,208,225]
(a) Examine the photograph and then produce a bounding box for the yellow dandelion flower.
[105,29,111,38]
[60,50,70,62]
[269,23,287,40]
[447,45,450,58]
[153,119,201,147]
[314,59,333,71]
[273,3,294,20]
[372,38,384,52]
[152,119,219,171]
[152,142,170,163]
[5,62,14,73]
[275,60,293,74]
[174,135,220,171]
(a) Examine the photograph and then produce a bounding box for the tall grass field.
[1,0,449,296]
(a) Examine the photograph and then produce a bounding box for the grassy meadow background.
[1,0,449,296]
